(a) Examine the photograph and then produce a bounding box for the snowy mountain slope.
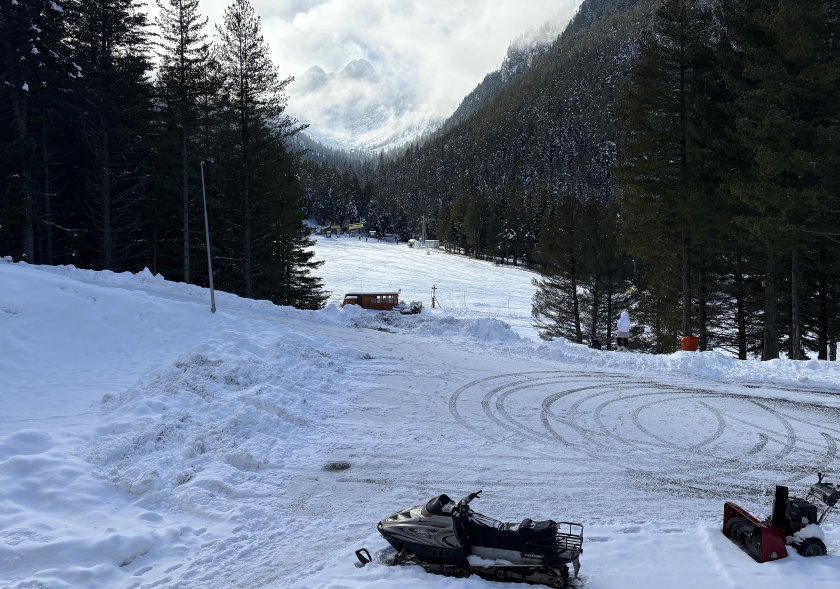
[444,18,570,131]
[311,235,540,340]
[1,246,839,589]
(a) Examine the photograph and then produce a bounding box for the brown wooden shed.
[342,292,399,311]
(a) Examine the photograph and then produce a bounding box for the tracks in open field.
[449,371,840,500]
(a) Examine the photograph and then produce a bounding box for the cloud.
[289,59,441,151]
[170,1,579,110]
[150,0,582,146]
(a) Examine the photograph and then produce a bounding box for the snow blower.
[722,473,838,562]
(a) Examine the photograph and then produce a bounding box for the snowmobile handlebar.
[458,490,482,508]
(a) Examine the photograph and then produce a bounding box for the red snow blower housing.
[722,473,838,562]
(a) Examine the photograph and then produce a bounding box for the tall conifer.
[69,0,154,270]
[214,0,323,307]
[155,0,210,283]
[0,0,76,262]
[724,0,840,359]
[616,0,722,346]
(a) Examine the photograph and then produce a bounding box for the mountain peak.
[289,58,439,152]
[297,65,328,92]
[338,59,377,80]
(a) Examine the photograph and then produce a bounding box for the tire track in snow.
[448,370,840,500]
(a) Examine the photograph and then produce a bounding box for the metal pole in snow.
[200,158,216,314]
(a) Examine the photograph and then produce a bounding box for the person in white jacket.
[616,310,631,351]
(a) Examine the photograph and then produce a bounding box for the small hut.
[341,292,400,311]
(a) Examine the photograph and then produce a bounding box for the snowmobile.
[394,299,423,314]
[356,490,583,588]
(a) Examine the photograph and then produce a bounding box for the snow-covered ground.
[312,235,541,339]
[1,238,839,589]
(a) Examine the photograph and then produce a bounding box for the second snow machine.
[357,490,583,587]
[722,473,839,562]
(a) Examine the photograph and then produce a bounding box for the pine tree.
[262,161,327,308]
[616,0,723,345]
[724,0,840,359]
[214,0,321,307]
[155,0,210,283]
[68,0,154,270]
[532,199,584,343]
[0,0,76,262]
[216,0,286,295]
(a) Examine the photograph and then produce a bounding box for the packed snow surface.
[1,238,839,589]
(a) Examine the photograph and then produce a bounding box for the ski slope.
[1,241,839,589]
[312,235,541,339]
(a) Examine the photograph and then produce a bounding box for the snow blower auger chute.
[722,473,839,562]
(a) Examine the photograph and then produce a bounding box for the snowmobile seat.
[517,518,558,542]
[423,494,455,516]
[466,515,558,552]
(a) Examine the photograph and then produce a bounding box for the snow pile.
[543,338,840,391]
[793,524,827,542]
[467,554,514,566]
[342,305,520,345]
[88,330,355,506]
[0,262,377,588]
[413,315,519,343]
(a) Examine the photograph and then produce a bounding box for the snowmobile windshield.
[423,494,455,516]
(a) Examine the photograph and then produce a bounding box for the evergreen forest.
[0,0,327,309]
[302,0,840,360]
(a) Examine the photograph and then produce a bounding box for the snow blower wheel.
[796,538,827,558]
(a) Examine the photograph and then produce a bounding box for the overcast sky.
[156,0,582,118]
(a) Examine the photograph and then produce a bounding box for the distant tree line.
[0,0,326,309]
[303,0,839,359]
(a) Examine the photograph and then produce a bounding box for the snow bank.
[543,338,840,391]
[314,295,840,391]
[317,302,520,346]
[7,258,839,392]
[413,315,519,343]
